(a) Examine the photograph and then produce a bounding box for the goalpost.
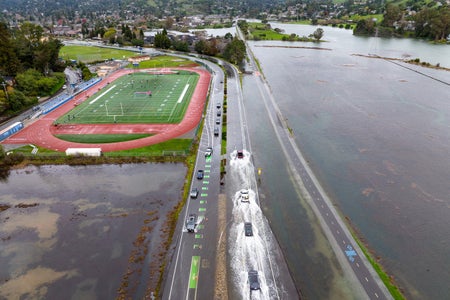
[105,101,124,122]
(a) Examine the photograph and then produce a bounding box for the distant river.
[246,24,450,299]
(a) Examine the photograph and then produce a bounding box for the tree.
[104,28,117,42]
[0,144,5,161]
[7,90,28,111]
[154,29,171,49]
[33,38,63,75]
[131,39,144,47]
[15,69,40,96]
[223,37,246,65]
[172,40,189,52]
[353,19,376,35]
[194,39,207,54]
[13,23,44,70]
[0,89,7,114]
[204,38,219,56]
[382,3,402,27]
[0,22,21,76]
[165,17,174,29]
[312,28,324,41]
[415,6,450,40]
[237,20,249,35]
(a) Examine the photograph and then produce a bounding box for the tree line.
[0,22,66,118]
[153,29,246,66]
[354,3,450,41]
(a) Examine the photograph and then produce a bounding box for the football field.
[57,70,199,124]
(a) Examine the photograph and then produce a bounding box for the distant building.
[128,55,151,64]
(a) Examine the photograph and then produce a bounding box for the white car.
[205,147,213,157]
[240,189,249,202]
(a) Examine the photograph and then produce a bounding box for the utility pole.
[1,82,9,100]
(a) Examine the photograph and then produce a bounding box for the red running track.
[3,67,211,152]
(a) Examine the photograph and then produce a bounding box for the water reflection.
[0,167,10,182]
[246,33,450,300]
[0,163,186,299]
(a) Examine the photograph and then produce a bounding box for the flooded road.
[0,163,186,299]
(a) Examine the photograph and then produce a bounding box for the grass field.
[11,139,192,157]
[60,45,138,62]
[132,55,199,68]
[55,134,151,143]
[56,70,199,124]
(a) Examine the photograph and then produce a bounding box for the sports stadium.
[2,67,211,153]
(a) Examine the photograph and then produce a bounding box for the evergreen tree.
[154,29,172,49]
[0,22,21,76]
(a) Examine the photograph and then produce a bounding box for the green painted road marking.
[195,234,203,239]
[200,193,208,197]
[193,244,202,249]
[189,256,200,289]
[205,164,211,168]
[203,181,209,184]
[200,200,206,204]
[197,224,204,229]
[205,157,211,162]
[202,186,208,190]
[199,207,206,212]
[205,169,211,173]
[204,175,210,178]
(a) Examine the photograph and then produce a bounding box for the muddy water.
[0,163,186,299]
[246,35,450,299]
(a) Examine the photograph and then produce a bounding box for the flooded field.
[0,163,186,299]
[245,30,450,300]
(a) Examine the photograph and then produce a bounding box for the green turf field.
[60,45,137,62]
[57,70,199,124]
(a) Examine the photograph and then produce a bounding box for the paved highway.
[161,53,298,299]
[162,57,227,300]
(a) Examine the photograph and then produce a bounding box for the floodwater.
[0,163,186,299]
[269,23,450,68]
[228,150,284,300]
[244,25,450,299]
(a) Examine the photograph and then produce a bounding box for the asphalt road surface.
[161,54,299,299]
[162,58,227,300]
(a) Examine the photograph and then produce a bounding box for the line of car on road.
[185,100,222,234]
[232,150,262,292]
